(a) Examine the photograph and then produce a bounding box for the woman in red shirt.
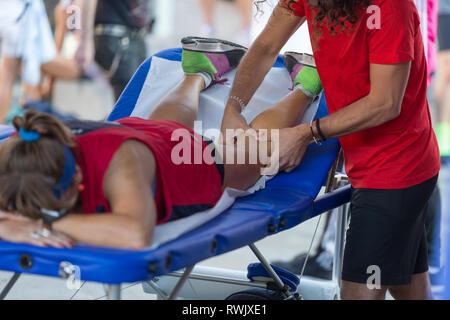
[221,0,440,299]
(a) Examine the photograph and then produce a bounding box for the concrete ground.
[0,0,448,300]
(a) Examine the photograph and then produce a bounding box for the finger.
[41,236,67,248]
[284,166,295,173]
[25,237,50,248]
[52,233,76,248]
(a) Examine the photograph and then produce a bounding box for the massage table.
[0,48,352,300]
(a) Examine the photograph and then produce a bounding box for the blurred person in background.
[435,0,450,157]
[40,0,82,101]
[198,0,253,46]
[76,0,154,102]
[275,0,445,288]
[0,0,81,124]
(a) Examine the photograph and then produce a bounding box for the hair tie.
[19,128,41,142]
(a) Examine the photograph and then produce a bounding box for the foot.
[181,37,248,87]
[284,52,323,97]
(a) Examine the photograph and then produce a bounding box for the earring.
[77,184,85,192]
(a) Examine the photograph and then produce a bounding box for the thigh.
[220,134,269,191]
[0,57,21,84]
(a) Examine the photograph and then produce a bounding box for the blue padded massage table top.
[0,49,349,284]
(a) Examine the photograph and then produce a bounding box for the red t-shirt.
[281,0,440,189]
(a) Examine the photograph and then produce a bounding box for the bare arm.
[277,62,412,172]
[221,4,305,141]
[75,0,98,69]
[53,140,158,249]
[0,212,74,248]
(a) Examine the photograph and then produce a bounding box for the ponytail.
[0,110,76,219]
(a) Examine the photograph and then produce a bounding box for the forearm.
[317,94,400,140]
[226,41,280,114]
[53,213,154,249]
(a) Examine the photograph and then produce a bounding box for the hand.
[220,106,255,145]
[75,38,95,71]
[0,215,75,248]
[269,124,311,173]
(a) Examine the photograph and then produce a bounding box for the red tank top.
[71,117,223,224]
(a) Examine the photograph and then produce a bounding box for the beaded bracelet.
[309,119,323,146]
[316,118,327,142]
[228,95,247,111]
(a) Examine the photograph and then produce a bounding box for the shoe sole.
[284,52,316,68]
[181,36,248,53]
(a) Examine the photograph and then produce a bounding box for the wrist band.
[316,118,327,142]
[229,95,247,111]
[309,119,322,146]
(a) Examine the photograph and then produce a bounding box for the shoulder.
[367,0,420,32]
[103,140,156,203]
[371,0,419,18]
[109,140,155,171]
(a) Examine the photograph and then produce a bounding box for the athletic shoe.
[283,52,323,97]
[272,252,332,280]
[181,37,248,85]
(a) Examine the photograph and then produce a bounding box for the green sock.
[182,50,217,78]
[294,66,323,97]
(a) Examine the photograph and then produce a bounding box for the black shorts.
[342,175,438,286]
[438,14,450,51]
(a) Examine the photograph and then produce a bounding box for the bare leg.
[41,3,71,100]
[41,55,81,79]
[341,272,432,300]
[222,89,313,190]
[198,0,215,25]
[435,50,450,124]
[250,89,312,130]
[0,57,21,123]
[148,74,205,129]
[146,71,312,190]
[388,272,433,300]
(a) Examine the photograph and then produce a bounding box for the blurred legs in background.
[435,13,450,157]
[0,58,21,124]
[0,0,82,124]
[198,0,253,46]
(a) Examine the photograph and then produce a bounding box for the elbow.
[383,100,402,122]
[126,224,152,250]
[370,94,402,123]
